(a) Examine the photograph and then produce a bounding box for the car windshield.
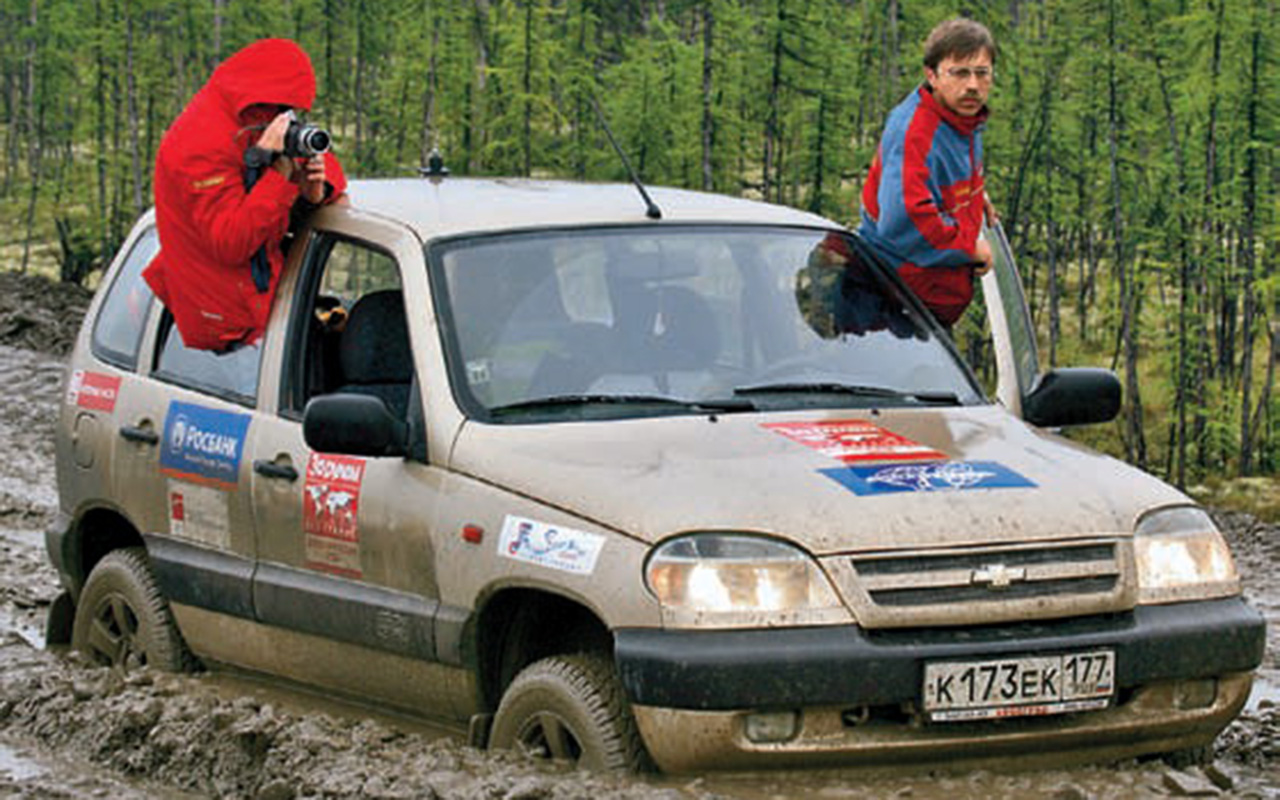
[431,226,984,422]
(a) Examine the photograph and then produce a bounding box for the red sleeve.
[178,153,299,266]
[322,152,347,201]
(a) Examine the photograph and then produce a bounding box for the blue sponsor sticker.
[821,460,1037,496]
[159,401,251,489]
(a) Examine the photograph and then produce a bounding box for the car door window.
[980,223,1040,414]
[153,314,262,404]
[92,228,158,370]
[282,236,405,416]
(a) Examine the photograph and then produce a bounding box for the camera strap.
[242,156,272,294]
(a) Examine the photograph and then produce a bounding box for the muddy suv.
[50,177,1263,772]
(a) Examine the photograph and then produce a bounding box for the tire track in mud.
[0,341,1276,798]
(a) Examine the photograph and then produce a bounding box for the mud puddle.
[0,732,200,799]
[0,330,1277,798]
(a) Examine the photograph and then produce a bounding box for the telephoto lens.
[284,120,331,158]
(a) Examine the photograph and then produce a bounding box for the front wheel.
[71,547,193,672]
[489,653,650,772]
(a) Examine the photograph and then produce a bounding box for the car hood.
[448,405,1188,554]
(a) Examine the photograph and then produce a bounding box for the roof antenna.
[418,145,450,180]
[589,96,661,220]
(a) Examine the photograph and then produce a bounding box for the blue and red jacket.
[859,85,988,325]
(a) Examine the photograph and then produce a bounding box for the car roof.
[342,177,842,241]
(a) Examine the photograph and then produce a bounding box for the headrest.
[339,290,412,384]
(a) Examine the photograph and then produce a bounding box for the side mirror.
[1022,368,1122,428]
[303,393,408,457]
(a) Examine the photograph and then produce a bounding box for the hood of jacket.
[210,38,317,118]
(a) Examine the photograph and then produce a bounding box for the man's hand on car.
[972,238,994,276]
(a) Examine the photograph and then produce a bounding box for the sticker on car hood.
[821,461,1037,495]
[159,401,250,489]
[763,420,945,463]
[498,515,605,575]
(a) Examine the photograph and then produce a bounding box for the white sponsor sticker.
[167,479,231,549]
[497,515,605,576]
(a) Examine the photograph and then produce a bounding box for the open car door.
[980,224,1122,428]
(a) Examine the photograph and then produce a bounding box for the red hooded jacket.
[144,39,347,351]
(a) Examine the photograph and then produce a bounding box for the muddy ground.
[0,270,1276,798]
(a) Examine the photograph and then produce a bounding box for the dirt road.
[0,273,1275,797]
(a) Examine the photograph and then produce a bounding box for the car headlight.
[1134,507,1240,604]
[645,534,848,627]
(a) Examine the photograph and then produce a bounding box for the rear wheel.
[71,547,193,672]
[489,653,650,772]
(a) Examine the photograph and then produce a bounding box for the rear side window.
[153,314,262,405]
[91,229,158,370]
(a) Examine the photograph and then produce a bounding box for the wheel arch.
[65,506,146,600]
[470,587,614,714]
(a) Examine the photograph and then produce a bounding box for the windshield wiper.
[732,382,959,405]
[489,394,755,415]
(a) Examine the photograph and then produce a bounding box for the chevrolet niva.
[48,177,1264,773]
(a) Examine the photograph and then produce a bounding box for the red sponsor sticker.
[303,453,365,578]
[68,370,122,412]
[763,420,945,463]
[169,491,186,523]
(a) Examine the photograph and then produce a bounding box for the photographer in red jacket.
[144,38,347,352]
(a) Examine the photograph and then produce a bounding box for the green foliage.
[0,0,1274,483]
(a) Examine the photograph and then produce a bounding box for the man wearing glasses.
[858,18,997,327]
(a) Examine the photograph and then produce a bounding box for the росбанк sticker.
[821,461,1036,495]
[159,401,250,490]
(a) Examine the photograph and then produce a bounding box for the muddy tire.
[489,653,651,772]
[71,547,193,672]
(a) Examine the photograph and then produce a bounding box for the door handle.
[118,425,159,445]
[253,460,299,482]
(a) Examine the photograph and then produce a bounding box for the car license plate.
[922,650,1115,722]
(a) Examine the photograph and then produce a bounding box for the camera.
[283,118,331,158]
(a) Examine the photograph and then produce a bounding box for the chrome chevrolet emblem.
[971,563,1026,590]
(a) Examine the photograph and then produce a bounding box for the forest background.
[0,0,1276,511]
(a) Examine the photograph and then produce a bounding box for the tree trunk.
[20,0,40,275]
[1141,0,1193,488]
[95,0,109,257]
[1107,0,1146,468]
[124,3,144,215]
[212,0,225,64]
[420,10,440,168]
[1238,5,1262,474]
[700,0,713,192]
[521,0,533,177]
[762,0,784,201]
[469,0,491,173]
[1193,0,1225,469]
[354,0,366,165]
[1047,184,1060,368]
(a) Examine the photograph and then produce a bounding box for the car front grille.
[837,539,1126,626]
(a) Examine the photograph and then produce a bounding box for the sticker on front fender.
[498,515,605,575]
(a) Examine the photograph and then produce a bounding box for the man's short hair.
[923,19,996,70]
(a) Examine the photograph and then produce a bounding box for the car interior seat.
[336,289,413,417]
[589,284,720,396]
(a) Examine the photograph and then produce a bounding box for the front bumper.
[615,598,1264,772]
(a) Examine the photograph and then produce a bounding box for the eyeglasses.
[942,66,994,82]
